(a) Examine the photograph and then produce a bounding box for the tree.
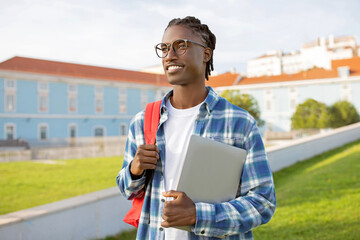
[221,90,264,126]
[291,98,330,129]
[329,100,360,128]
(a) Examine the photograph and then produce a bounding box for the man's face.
[161,25,209,86]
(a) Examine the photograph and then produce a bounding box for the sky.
[1,0,359,74]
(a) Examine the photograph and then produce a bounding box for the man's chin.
[166,76,187,86]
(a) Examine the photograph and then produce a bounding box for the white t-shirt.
[163,98,202,240]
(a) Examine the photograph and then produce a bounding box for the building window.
[38,82,49,91]
[95,86,103,95]
[96,98,103,113]
[69,96,77,112]
[5,93,16,112]
[266,100,272,111]
[5,124,15,140]
[39,95,48,112]
[69,125,77,138]
[38,82,49,112]
[94,127,104,137]
[95,86,104,113]
[141,89,148,109]
[5,79,16,89]
[120,123,127,136]
[39,125,48,140]
[68,84,77,113]
[68,84,77,93]
[119,88,127,113]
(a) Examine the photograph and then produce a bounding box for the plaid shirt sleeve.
[192,122,276,238]
[116,111,147,200]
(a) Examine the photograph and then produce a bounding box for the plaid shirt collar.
[160,86,219,117]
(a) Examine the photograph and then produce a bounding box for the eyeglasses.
[154,39,207,58]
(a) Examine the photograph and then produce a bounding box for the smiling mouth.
[166,64,184,72]
[168,65,183,70]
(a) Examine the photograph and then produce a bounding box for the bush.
[291,99,360,130]
[291,99,330,129]
[329,100,360,128]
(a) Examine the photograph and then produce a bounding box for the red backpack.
[123,100,162,228]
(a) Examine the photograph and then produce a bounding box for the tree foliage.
[291,99,330,129]
[291,99,360,129]
[329,100,360,128]
[221,90,264,126]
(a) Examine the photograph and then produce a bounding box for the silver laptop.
[176,135,247,204]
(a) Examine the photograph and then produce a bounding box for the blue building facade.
[0,57,170,146]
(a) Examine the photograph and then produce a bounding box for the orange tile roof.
[0,56,170,87]
[331,57,360,73]
[238,68,337,85]
[207,72,239,87]
[208,57,360,87]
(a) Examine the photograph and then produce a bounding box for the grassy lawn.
[253,139,360,240]
[101,140,360,240]
[0,156,123,215]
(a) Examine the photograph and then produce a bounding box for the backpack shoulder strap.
[144,100,162,145]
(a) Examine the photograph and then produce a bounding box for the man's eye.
[178,44,186,49]
[160,46,168,52]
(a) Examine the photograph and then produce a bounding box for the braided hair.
[166,16,216,80]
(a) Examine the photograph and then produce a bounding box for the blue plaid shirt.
[116,87,276,240]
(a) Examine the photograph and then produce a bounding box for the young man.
[117,16,276,239]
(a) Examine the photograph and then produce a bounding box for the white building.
[210,57,360,133]
[247,50,282,77]
[247,35,358,77]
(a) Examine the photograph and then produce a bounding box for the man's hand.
[161,191,196,228]
[130,144,159,177]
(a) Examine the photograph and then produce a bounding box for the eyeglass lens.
[156,39,187,58]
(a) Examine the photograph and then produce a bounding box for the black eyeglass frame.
[154,39,207,58]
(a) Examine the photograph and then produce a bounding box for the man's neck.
[170,83,208,109]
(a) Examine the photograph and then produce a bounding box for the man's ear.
[203,48,212,63]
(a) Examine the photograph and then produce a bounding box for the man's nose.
[165,46,177,60]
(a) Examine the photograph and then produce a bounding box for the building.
[247,50,283,77]
[247,35,358,77]
[210,57,360,132]
[0,56,171,146]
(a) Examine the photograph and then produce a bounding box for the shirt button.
[159,227,164,231]
[201,230,205,234]
[161,199,165,202]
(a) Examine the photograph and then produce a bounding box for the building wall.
[351,82,360,110]
[215,76,360,132]
[0,73,170,144]
[0,78,4,113]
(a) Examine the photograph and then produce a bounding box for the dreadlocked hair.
[166,16,216,80]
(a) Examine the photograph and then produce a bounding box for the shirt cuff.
[192,202,215,236]
[192,202,231,238]
[124,163,146,194]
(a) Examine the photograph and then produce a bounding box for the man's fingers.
[138,156,158,165]
[138,148,159,159]
[140,144,159,152]
[162,190,185,199]
[140,163,157,170]
[161,221,170,228]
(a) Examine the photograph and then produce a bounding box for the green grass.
[0,156,123,215]
[253,140,360,239]
[100,140,360,240]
